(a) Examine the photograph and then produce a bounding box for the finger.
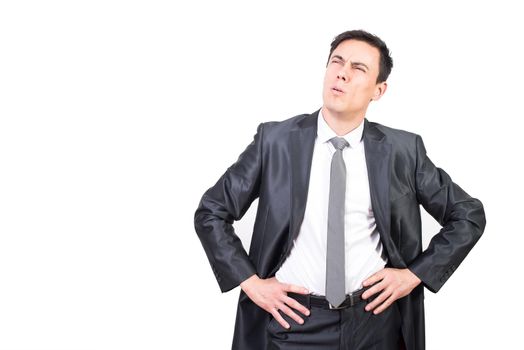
[277,303,304,325]
[372,295,397,315]
[363,269,387,287]
[283,295,310,316]
[281,283,309,295]
[365,288,392,312]
[362,280,386,300]
[271,308,290,329]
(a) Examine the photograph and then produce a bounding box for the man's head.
[322,30,393,121]
[327,30,393,83]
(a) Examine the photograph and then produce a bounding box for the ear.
[371,82,388,101]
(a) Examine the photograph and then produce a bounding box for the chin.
[323,102,347,115]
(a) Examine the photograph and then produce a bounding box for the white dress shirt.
[275,111,387,294]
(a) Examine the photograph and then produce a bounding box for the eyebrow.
[331,55,369,71]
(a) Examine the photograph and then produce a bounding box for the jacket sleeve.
[194,123,264,292]
[408,135,486,293]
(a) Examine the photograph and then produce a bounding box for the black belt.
[288,286,371,310]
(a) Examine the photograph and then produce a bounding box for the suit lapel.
[286,111,318,253]
[363,119,404,266]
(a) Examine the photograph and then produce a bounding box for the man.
[194,30,486,350]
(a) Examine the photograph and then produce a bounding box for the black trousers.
[266,293,402,350]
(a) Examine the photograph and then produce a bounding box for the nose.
[336,67,348,82]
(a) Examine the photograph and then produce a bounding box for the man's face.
[322,39,386,119]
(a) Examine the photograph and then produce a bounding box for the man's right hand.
[240,274,310,329]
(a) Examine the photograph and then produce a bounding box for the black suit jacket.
[194,110,486,350]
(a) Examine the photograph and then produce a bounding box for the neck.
[321,107,365,136]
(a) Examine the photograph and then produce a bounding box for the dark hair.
[327,30,393,83]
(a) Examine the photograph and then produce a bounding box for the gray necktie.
[326,137,349,308]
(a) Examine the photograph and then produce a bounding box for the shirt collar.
[317,109,364,148]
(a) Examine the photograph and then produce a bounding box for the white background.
[0,1,522,349]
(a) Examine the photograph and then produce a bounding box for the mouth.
[332,86,344,94]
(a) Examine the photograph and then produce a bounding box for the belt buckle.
[328,301,348,310]
[329,293,358,309]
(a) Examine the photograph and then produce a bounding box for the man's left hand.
[362,268,421,314]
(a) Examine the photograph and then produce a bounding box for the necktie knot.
[329,137,349,151]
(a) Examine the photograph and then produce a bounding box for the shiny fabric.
[194,110,486,350]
